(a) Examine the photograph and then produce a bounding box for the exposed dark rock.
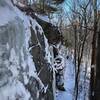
[25,77,40,100]
[30,25,54,100]
[31,15,63,45]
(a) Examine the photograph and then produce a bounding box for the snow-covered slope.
[56,57,75,100]
[56,51,90,100]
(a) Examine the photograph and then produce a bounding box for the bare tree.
[90,0,97,99]
[94,10,100,100]
[65,0,93,99]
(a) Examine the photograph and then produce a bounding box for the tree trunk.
[94,14,100,100]
[94,31,100,100]
[90,0,97,99]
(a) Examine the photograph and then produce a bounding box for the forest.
[0,0,100,100]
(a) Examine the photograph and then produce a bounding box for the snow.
[0,6,16,26]
[56,49,90,100]
[44,35,52,64]
[54,55,65,70]
[27,0,34,5]
[29,43,39,51]
[0,80,30,100]
[56,57,75,100]
[9,48,20,77]
[0,0,49,99]
[13,0,34,7]
[53,66,56,100]
[30,17,43,35]
[37,15,50,23]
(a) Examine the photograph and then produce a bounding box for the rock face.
[0,0,54,100]
[29,20,53,100]
[0,14,32,100]
[13,2,63,45]
[34,16,63,45]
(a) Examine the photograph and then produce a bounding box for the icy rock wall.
[0,0,54,100]
[29,18,54,100]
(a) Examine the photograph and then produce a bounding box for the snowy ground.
[56,58,75,100]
